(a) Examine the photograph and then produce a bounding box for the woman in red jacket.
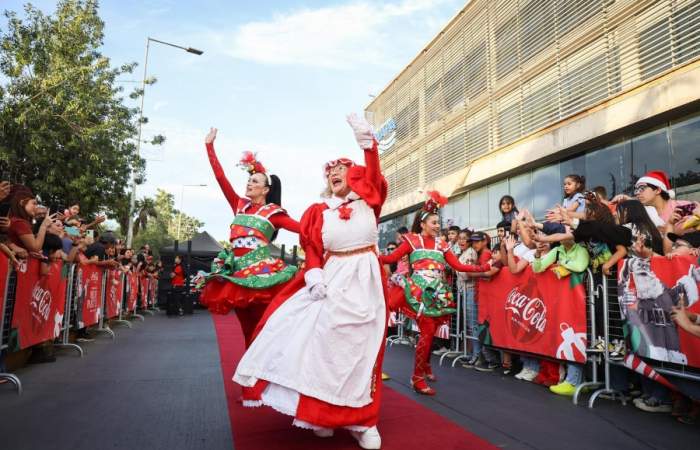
[200,128,300,348]
[381,192,490,395]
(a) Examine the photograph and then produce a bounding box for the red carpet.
[212,313,498,450]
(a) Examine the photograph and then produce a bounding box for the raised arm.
[379,239,412,265]
[347,113,383,190]
[205,128,241,213]
[445,250,490,272]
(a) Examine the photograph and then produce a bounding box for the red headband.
[324,158,355,177]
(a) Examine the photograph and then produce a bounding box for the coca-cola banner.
[617,255,700,368]
[0,253,9,320]
[479,266,588,363]
[140,277,149,308]
[127,273,138,312]
[105,269,124,319]
[11,258,67,349]
[78,264,103,327]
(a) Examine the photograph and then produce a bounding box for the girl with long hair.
[380,192,491,396]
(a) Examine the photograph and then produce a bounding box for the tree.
[131,189,204,255]
[0,0,163,216]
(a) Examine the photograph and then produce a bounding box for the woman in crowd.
[7,185,55,255]
[200,128,300,348]
[612,170,693,232]
[381,192,491,395]
[233,114,387,449]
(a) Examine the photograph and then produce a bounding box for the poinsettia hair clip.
[237,151,267,176]
[420,190,448,220]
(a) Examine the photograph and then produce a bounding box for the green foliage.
[131,189,204,256]
[0,0,161,217]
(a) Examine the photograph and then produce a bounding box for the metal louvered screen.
[370,0,700,202]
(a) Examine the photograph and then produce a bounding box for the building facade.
[366,0,700,247]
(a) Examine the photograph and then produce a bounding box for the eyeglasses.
[633,184,655,195]
[672,241,691,250]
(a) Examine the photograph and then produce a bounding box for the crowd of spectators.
[382,170,700,425]
[0,181,166,364]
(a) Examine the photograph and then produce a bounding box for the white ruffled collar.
[323,191,360,209]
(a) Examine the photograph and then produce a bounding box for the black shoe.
[461,356,479,369]
[502,366,513,376]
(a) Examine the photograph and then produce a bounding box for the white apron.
[233,196,386,409]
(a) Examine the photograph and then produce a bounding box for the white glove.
[346,113,375,149]
[310,283,328,301]
[305,268,327,300]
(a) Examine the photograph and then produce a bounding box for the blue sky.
[4,0,465,246]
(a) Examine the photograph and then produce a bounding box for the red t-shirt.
[475,249,492,298]
[171,264,185,287]
[8,217,33,248]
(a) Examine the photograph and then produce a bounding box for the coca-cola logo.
[504,285,547,343]
[30,282,52,329]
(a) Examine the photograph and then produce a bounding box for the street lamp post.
[126,37,203,248]
[177,184,207,241]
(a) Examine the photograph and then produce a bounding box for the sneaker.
[634,396,672,413]
[461,355,479,369]
[350,426,381,450]
[432,346,449,356]
[550,381,577,396]
[515,367,538,381]
[474,359,495,372]
[502,365,513,376]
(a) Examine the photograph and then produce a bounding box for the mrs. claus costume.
[233,114,387,449]
[200,134,300,348]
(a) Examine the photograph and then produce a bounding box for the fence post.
[587,270,627,408]
[0,259,22,394]
[93,269,115,340]
[54,264,84,357]
[573,268,603,404]
[141,277,154,316]
[112,272,132,329]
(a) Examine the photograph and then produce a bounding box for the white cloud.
[226,0,457,69]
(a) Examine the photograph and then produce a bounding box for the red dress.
[200,142,300,346]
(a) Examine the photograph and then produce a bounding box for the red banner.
[0,253,9,322]
[11,258,68,349]
[618,255,700,368]
[78,264,103,327]
[149,278,157,306]
[127,273,138,312]
[140,277,149,309]
[105,269,123,319]
[479,266,588,363]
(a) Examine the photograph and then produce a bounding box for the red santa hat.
[636,171,674,198]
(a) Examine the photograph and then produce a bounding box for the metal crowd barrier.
[54,264,84,357]
[0,267,21,394]
[111,272,133,329]
[439,283,471,367]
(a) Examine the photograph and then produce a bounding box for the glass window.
[585,141,632,199]
[509,172,533,213]
[559,155,586,188]
[495,17,518,79]
[631,127,671,183]
[468,187,489,230]
[520,0,555,63]
[532,164,561,218]
[443,194,469,229]
[488,180,510,227]
[670,113,700,201]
